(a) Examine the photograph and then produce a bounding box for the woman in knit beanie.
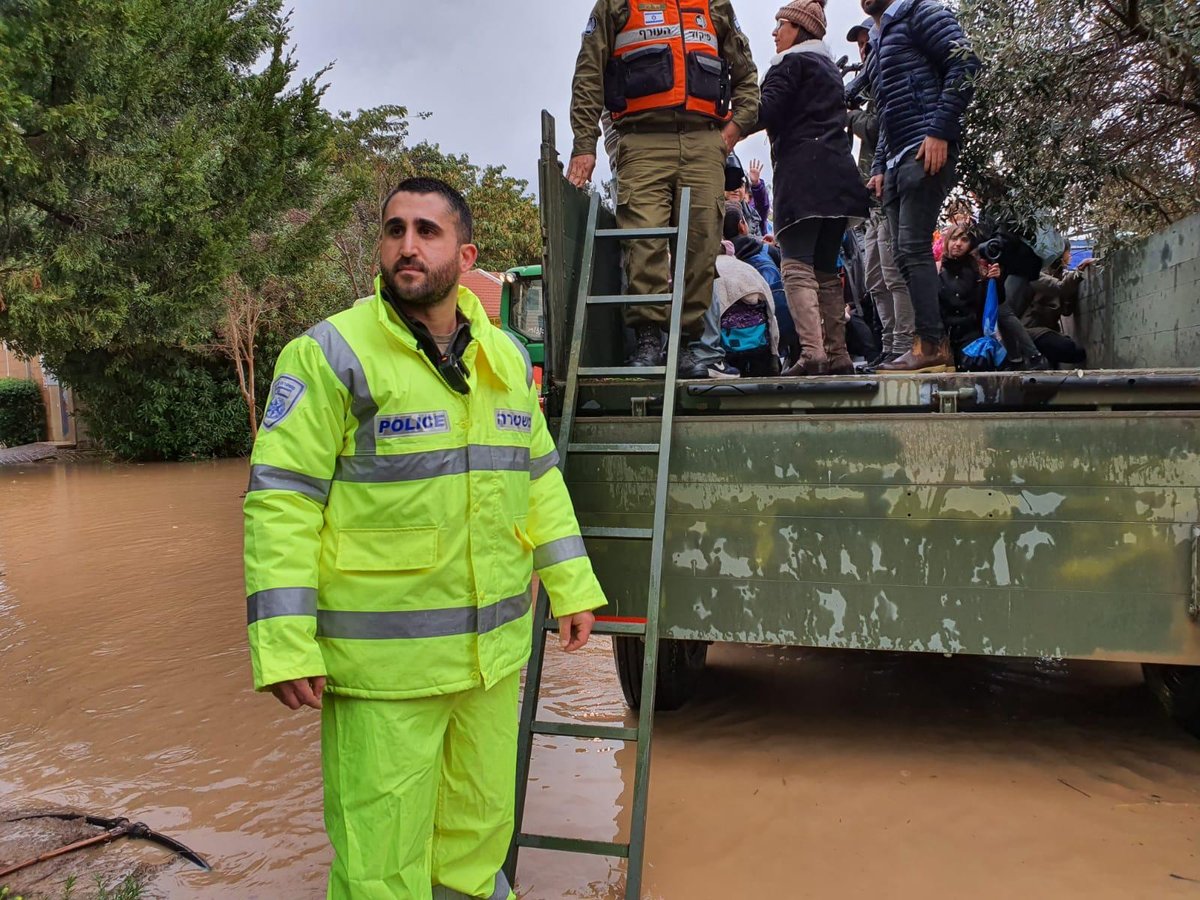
[748,0,869,375]
[776,0,828,42]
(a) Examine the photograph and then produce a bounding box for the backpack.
[720,301,777,375]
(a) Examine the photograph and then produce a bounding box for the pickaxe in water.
[0,813,210,879]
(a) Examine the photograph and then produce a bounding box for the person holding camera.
[752,0,870,376]
[976,229,1053,368]
[568,0,759,378]
[862,0,980,373]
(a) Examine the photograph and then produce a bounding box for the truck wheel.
[612,636,707,712]
[1144,663,1200,737]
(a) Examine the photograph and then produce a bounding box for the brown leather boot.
[781,355,830,376]
[817,272,855,375]
[781,258,828,376]
[876,336,955,374]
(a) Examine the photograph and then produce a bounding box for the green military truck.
[506,111,1200,896]
[529,111,1200,732]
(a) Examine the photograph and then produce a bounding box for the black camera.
[978,237,1005,263]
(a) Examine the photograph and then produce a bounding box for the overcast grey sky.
[285,1,868,193]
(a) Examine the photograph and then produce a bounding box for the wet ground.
[2,460,1200,898]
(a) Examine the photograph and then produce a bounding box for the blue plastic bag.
[960,278,1007,370]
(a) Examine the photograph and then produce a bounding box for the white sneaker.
[706,360,741,379]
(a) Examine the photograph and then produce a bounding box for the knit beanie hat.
[776,0,828,41]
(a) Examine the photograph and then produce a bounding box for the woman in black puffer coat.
[751,0,870,376]
[937,224,987,368]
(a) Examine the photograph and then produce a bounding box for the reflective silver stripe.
[432,871,511,900]
[334,445,530,483]
[503,330,534,388]
[530,450,559,480]
[614,27,681,50]
[533,535,588,570]
[468,444,530,473]
[489,870,513,900]
[336,449,467,483]
[306,320,378,455]
[478,590,533,634]
[247,587,318,624]
[247,464,330,504]
[684,29,717,48]
[317,589,531,640]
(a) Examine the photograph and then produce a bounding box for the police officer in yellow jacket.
[569,0,759,378]
[244,177,607,900]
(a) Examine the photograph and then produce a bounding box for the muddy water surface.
[3,461,1200,898]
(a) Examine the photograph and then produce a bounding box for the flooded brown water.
[3,460,1200,898]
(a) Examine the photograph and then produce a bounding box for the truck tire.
[612,636,707,712]
[1144,663,1200,737]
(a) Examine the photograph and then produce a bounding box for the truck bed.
[563,381,1200,663]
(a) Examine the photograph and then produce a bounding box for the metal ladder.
[505,188,693,899]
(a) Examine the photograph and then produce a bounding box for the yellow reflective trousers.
[322,671,519,900]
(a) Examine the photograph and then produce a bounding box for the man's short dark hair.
[722,200,746,240]
[381,177,474,244]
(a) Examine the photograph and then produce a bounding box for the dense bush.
[59,351,251,461]
[0,378,47,446]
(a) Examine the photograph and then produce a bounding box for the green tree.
[323,108,542,299]
[956,0,1200,244]
[0,0,351,458]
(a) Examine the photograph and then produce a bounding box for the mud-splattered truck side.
[532,112,1200,734]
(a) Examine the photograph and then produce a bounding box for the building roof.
[461,269,503,321]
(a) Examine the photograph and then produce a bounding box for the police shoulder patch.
[583,14,598,36]
[263,375,306,430]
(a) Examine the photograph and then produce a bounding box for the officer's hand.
[567,154,596,188]
[720,122,741,154]
[270,676,326,710]
[915,136,949,175]
[867,174,884,199]
[558,611,595,652]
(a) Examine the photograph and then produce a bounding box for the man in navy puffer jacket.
[863,0,979,372]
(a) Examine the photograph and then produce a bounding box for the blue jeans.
[883,144,959,342]
[694,283,727,366]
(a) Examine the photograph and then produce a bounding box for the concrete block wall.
[1076,214,1200,368]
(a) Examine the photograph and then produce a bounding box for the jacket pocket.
[686,52,730,114]
[336,527,439,572]
[612,44,675,106]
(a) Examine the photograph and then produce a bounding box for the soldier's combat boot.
[627,324,663,368]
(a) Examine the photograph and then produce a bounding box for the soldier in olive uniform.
[568,0,759,378]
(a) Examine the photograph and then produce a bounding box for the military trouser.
[321,672,520,900]
[614,124,726,339]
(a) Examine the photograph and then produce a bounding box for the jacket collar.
[766,38,831,74]
[873,0,917,37]
[371,276,518,391]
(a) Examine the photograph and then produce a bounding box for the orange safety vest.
[608,0,731,122]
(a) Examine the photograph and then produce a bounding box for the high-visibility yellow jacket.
[243,279,606,700]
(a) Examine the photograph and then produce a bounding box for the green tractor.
[500,264,544,388]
